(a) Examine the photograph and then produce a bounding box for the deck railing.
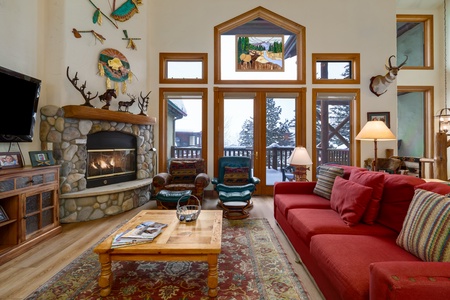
[170,146,350,169]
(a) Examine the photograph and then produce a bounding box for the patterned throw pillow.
[170,161,197,183]
[396,189,450,262]
[313,165,345,199]
[223,166,249,186]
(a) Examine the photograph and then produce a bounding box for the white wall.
[0,0,443,174]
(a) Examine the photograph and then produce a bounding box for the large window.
[312,89,360,178]
[159,88,208,172]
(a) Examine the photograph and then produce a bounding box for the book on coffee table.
[111,221,168,249]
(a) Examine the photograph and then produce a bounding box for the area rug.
[26,218,309,300]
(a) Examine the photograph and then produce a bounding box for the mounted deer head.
[369,55,408,97]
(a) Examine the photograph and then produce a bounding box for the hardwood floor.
[0,196,325,300]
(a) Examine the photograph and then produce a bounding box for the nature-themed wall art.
[89,0,143,28]
[236,35,284,72]
[98,48,133,94]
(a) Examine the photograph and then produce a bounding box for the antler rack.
[66,66,98,107]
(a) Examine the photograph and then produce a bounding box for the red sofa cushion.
[330,176,373,226]
[310,234,420,300]
[274,193,330,217]
[349,169,385,224]
[370,261,450,299]
[414,181,450,195]
[286,208,397,246]
[376,174,426,233]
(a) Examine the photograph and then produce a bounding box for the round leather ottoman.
[218,190,252,219]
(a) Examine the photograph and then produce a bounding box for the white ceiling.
[397,0,443,9]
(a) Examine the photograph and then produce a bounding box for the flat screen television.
[0,66,41,142]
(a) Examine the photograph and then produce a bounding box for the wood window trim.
[158,88,208,172]
[159,53,208,84]
[214,6,306,84]
[312,53,361,84]
[397,14,434,70]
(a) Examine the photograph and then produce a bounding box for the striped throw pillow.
[313,165,345,200]
[396,189,450,262]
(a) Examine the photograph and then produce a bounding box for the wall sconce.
[355,121,396,171]
[288,146,313,181]
[437,108,450,133]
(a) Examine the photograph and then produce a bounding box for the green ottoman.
[156,190,192,209]
[218,190,252,219]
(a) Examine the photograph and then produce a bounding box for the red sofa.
[274,165,450,300]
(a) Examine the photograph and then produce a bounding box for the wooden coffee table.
[93,210,223,297]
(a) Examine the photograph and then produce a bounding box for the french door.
[214,88,306,195]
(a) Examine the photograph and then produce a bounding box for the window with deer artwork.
[214,6,306,84]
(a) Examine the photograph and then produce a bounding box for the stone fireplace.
[39,105,156,223]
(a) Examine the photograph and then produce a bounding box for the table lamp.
[288,146,313,181]
[355,121,396,171]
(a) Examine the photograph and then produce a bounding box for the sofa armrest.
[273,181,317,195]
[370,261,450,300]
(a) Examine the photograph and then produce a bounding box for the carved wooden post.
[434,132,448,180]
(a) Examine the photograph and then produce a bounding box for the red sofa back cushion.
[349,169,385,224]
[414,181,450,195]
[377,175,425,233]
[326,164,367,179]
[330,176,373,226]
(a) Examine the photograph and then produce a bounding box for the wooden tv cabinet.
[0,165,62,265]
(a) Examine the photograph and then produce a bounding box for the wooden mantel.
[62,105,157,125]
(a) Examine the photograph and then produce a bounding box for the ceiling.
[397,0,443,9]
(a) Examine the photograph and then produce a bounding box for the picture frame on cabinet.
[367,112,390,128]
[0,152,23,169]
[0,205,9,222]
[29,150,55,167]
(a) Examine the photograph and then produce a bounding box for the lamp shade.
[355,121,396,141]
[288,146,313,166]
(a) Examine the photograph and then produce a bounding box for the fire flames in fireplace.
[86,131,137,188]
[87,150,135,181]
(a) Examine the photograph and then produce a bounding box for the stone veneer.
[39,105,156,223]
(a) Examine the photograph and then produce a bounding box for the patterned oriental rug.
[26,218,310,300]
